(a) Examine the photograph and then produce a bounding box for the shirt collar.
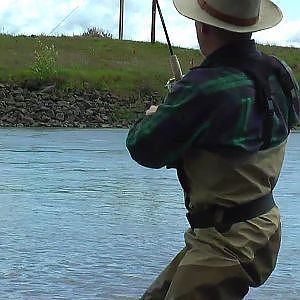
[200,39,260,68]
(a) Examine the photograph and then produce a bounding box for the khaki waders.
[141,142,285,300]
[141,207,281,300]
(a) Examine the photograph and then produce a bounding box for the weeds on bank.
[81,27,113,39]
[31,38,58,81]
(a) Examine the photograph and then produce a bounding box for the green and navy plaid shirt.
[126,40,300,169]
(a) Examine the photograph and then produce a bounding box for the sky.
[0,0,299,49]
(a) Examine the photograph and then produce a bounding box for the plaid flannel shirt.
[126,40,300,169]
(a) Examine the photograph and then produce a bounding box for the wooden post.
[119,0,124,40]
[151,0,156,43]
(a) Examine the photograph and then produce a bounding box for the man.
[126,0,300,299]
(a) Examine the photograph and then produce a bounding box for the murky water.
[0,129,299,299]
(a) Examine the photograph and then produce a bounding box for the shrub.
[31,39,58,81]
[82,27,113,39]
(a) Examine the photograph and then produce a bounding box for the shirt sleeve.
[126,73,224,169]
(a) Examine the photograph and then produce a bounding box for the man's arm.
[126,76,223,168]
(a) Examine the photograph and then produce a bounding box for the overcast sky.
[0,0,299,49]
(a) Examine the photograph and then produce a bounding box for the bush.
[31,39,58,81]
[82,27,113,39]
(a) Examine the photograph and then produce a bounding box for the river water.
[0,129,299,300]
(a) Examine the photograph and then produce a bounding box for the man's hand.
[146,105,158,116]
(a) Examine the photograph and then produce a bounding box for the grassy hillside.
[0,35,199,96]
[0,34,299,99]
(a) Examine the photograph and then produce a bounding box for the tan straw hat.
[173,0,283,33]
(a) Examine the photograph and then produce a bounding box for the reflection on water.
[0,129,299,299]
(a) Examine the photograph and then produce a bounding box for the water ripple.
[0,129,299,299]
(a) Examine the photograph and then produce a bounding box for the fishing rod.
[155,0,183,81]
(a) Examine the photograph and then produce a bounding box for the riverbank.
[0,35,299,129]
[0,82,158,128]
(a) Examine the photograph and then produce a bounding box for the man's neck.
[205,37,252,57]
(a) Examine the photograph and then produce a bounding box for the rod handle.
[169,55,183,81]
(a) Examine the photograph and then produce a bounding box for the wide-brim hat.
[173,0,283,33]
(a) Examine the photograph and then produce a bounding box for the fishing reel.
[165,54,183,92]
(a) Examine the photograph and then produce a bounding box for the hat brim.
[173,0,283,33]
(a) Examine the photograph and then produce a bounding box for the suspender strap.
[268,55,300,128]
[220,54,276,149]
[186,193,275,233]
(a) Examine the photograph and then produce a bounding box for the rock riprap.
[0,83,157,128]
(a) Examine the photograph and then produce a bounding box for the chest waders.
[178,54,297,233]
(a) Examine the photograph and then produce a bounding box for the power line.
[49,6,79,35]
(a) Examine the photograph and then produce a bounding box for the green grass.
[0,34,299,97]
[0,35,200,97]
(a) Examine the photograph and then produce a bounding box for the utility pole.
[151,0,156,43]
[119,0,124,40]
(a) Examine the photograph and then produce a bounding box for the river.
[0,129,299,299]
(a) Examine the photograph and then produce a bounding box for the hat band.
[198,0,259,26]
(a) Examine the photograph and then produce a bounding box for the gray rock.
[0,82,159,128]
[56,112,65,121]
